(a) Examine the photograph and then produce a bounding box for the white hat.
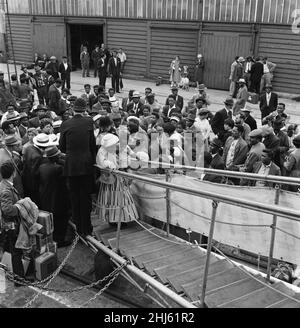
[101,133,119,149]
[33,133,50,148]
[110,96,118,102]
[238,78,246,84]
[132,91,141,98]
[127,116,140,124]
[170,116,180,123]
[238,57,245,62]
[93,114,102,122]
[50,56,57,60]
[48,134,59,146]
[53,120,62,129]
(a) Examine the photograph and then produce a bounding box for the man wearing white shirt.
[118,48,127,73]
[260,57,276,94]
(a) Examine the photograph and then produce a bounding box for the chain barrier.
[78,260,129,308]
[22,234,80,308]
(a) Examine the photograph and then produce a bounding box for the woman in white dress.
[95,133,139,224]
[194,108,212,151]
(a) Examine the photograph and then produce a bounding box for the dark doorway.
[68,24,104,70]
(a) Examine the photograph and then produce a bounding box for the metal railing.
[95,165,300,307]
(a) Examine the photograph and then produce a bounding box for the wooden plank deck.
[95,222,300,308]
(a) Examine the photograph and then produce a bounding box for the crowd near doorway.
[68,24,104,70]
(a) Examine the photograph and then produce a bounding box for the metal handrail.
[95,166,300,222]
[129,159,300,187]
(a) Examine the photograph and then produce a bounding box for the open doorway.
[68,24,104,70]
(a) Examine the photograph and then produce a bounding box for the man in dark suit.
[45,56,60,80]
[165,86,184,110]
[210,97,234,140]
[203,138,225,184]
[250,57,264,94]
[108,50,121,93]
[59,98,97,237]
[59,56,72,91]
[0,161,24,282]
[259,84,278,121]
[251,149,281,187]
[126,91,144,117]
[162,95,181,121]
[48,78,63,116]
[38,146,71,248]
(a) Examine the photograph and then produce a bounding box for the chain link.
[78,260,129,308]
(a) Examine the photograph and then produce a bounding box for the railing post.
[266,184,281,282]
[200,200,219,308]
[165,170,171,237]
[116,188,124,254]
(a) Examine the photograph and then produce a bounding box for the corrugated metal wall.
[149,25,198,79]
[258,25,300,94]
[5,15,32,63]
[4,0,300,24]
[106,19,148,77]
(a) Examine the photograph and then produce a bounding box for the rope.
[275,227,300,241]
[122,207,206,248]
[212,245,300,305]
[170,200,271,228]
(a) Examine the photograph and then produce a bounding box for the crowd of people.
[0,48,299,283]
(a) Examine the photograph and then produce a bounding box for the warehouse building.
[0,0,299,94]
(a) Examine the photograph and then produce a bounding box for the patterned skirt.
[95,175,139,223]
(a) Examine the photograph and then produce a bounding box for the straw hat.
[33,133,50,148]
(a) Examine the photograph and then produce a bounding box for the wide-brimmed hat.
[132,91,141,98]
[238,78,246,84]
[101,133,119,149]
[198,84,206,91]
[73,98,87,112]
[224,97,234,106]
[170,86,178,91]
[33,133,50,148]
[50,56,57,60]
[238,57,245,62]
[45,146,61,158]
[4,135,20,147]
[93,114,101,122]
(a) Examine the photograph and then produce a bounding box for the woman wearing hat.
[169,56,181,87]
[194,108,212,151]
[284,135,300,192]
[95,133,139,225]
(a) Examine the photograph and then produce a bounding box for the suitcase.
[247,92,260,104]
[35,233,53,255]
[35,252,57,281]
[37,211,54,236]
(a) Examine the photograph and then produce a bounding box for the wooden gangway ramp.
[95,222,300,308]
